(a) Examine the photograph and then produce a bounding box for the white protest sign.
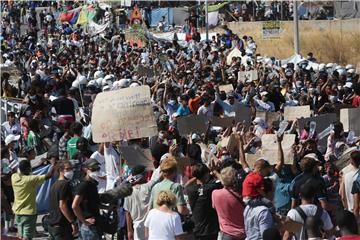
[340,108,360,135]
[238,70,258,82]
[119,145,154,170]
[284,105,311,121]
[219,84,234,93]
[260,134,296,165]
[91,86,157,143]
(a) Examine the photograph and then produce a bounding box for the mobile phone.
[172,139,177,145]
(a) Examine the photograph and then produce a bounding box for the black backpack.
[295,206,323,239]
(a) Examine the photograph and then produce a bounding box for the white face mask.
[64,170,74,180]
[88,171,100,181]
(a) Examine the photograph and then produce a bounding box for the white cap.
[104,74,114,81]
[5,134,20,146]
[260,91,268,97]
[94,70,104,79]
[304,153,320,162]
[71,80,80,89]
[344,82,353,88]
[346,64,355,70]
[129,82,140,88]
[118,79,129,88]
[348,69,355,74]
[102,85,111,91]
[326,63,334,68]
[318,63,326,71]
[95,77,104,86]
[78,75,88,85]
[87,80,97,87]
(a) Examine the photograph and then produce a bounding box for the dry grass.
[224,19,360,66]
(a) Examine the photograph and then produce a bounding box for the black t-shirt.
[75,179,100,219]
[351,180,360,195]
[50,96,75,118]
[47,180,73,225]
[185,177,222,237]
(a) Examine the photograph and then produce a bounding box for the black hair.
[351,151,360,168]
[19,160,31,175]
[263,227,281,240]
[150,143,169,167]
[336,209,358,235]
[29,119,40,132]
[7,111,15,117]
[192,163,210,180]
[71,122,83,136]
[299,183,315,201]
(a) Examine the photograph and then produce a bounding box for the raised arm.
[239,134,250,170]
[274,134,284,174]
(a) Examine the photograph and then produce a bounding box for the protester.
[145,190,184,240]
[11,160,55,240]
[47,160,78,239]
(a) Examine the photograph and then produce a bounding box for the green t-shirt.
[150,179,186,209]
[27,130,44,155]
[11,173,47,215]
[66,137,80,159]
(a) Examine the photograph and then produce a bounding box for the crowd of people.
[1,1,360,240]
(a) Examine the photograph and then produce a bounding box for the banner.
[85,20,110,36]
[91,86,157,143]
[226,47,242,65]
[284,105,311,121]
[262,21,281,39]
[34,165,56,214]
[177,114,207,136]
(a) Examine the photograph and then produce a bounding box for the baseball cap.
[5,134,20,146]
[304,153,320,162]
[83,158,101,170]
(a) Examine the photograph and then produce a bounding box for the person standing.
[11,160,55,240]
[145,190,184,240]
[72,158,102,240]
[1,112,21,138]
[47,160,78,239]
[124,165,160,240]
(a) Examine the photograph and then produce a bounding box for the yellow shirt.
[11,173,47,215]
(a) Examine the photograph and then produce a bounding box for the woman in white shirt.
[145,190,184,240]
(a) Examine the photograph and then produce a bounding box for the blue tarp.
[34,165,57,214]
[150,8,173,27]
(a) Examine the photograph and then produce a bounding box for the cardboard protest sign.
[119,145,154,170]
[256,111,280,127]
[235,105,252,123]
[238,70,258,82]
[210,116,235,128]
[136,65,159,78]
[335,147,358,171]
[298,113,337,147]
[219,84,234,93]
[283,105,311,121]
[91,86,157,143]
[341,108,360,135]
[260,134,296,165]
[177,114,207,136]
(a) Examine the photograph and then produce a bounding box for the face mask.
[64,170,74,180]
[89,171,100,181]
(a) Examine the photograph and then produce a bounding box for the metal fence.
[1,98,23,123]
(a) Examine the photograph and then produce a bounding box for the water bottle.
[309,121,316,139]
[347,131,355,145]
[317,124,334,140]
[277,120,289,137]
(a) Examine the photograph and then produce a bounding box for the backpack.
[295,206,323,239]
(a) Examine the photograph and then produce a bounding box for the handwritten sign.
[256,111,280,127]
[137,65,160,78]
[119,145,154,170]
[177,114,207,136]
[91,86,157,143]
[235,105,252,123]
[210,116,235,128]
[219,84,234,93]
[284,105,311,121]
[260,134,296,165]
[340,108,360,135]
[238,70,258,82]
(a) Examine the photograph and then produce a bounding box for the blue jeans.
[80,224,101,240]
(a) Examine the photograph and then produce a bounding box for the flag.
[34,165,56,214]
[76,10,88,25]
[69,10,80,25]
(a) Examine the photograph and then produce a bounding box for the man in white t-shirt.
[124,165,160,240]
[90,143,106,193]
[285,183,334,240]
[340,150,360,212]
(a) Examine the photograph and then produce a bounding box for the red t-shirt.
[338,236,360,240]
[242,172,264,197]
[352,95,360,108]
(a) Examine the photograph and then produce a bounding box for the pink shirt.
[212,188,246,238]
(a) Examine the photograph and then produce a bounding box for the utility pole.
[293,0,300,55]
[205,0,209,41]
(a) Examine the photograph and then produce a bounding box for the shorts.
[15,214,37,238]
